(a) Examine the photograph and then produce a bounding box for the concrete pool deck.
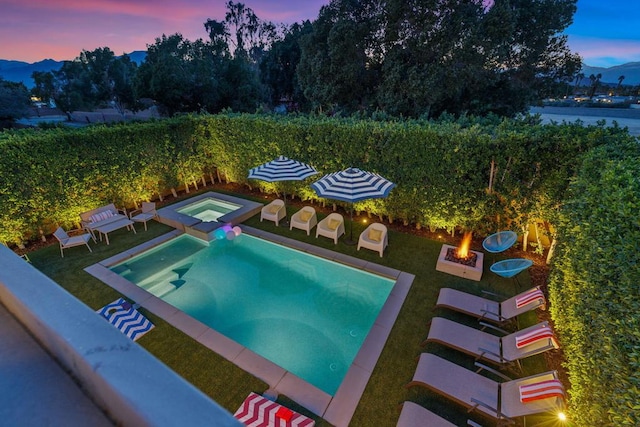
[85,226,414,427]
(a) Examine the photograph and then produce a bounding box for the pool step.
[143,281,178,298]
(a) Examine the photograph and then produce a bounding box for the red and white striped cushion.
[515,288,545,308]
[515,325,556,348]
[519,379,565,403]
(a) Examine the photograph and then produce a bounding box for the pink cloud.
[569,36,640,67]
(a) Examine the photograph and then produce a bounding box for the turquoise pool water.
[176,197,241,222]
[111,233,394,395]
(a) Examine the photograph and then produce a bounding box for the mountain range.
[1,51,640,89]
[0,51,147,89]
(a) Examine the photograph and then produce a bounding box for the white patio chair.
[289,206,318,235]
[53,227,92,257]
[129,202,158,231]
[316,213,345,244]
[260,199,286,226]
[357,222,388,257]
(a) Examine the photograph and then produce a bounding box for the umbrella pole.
[345,204,356,246]
[281,189,289,226]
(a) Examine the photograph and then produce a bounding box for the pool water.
[111,233,394,395]
[176,197,242,222]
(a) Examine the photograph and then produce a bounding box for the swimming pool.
[176,197,242,222]
[110,233,394,395]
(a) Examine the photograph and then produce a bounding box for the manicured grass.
[29,186,550,427]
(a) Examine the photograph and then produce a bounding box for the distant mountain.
[580,62,640,86]
[0,51,147,89]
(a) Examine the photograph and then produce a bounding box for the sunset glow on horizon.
[1,0,639,67]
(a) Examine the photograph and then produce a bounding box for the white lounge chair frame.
[129,202,158,231]
[53,227,92,257]
[406,353,565,426]
[397,401,457,427]
[289,206,318,235]
[316,213,345,244]
[260,199,286,226]
[423,317,558,371]
[435,286,546,326]
[357,222,388,257]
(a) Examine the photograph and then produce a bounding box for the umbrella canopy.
[248,155,318,183]
[311,167,395,202]
[311,167,395,242]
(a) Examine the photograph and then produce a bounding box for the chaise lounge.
[405,353,565,426]
[423,317,559,370]
[435,286,546,326]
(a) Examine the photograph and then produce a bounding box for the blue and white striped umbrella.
[311,167,395,203]
[248,156,318,182]
[311,168,395,242]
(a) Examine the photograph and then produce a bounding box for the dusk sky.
[1,0,638,68]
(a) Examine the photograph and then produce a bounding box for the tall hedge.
[0,114,625,245]
[548,140,640,426]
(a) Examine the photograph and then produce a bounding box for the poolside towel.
[515,288,545,308]
[515,325,558,349]
[96,298,154,341]
[519,379,565,403]
[233,392,315,427]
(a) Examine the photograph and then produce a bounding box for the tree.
[297,0,385,114]
[0,78,31,129]
[588,73,602,99]
[616,75,625,95]
[260,21,314,109]
[52,47,141,113]
[31,71,55,106]
[296,0,581,118]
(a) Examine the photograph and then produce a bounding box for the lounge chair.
[129,202,158,231]
[316,213,345,244]
[435,286,546,325]
[260,199,286,226]
[289,206,318,235]
[405,353,565,425]
[357,222,388,257]
[397,401,458,427]
[53,227,92,257]
[423,317,559,370]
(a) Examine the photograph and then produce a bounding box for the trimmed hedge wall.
[548,140,640,426]
[0,113,623,246]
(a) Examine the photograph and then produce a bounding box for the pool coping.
[85,226,414,427]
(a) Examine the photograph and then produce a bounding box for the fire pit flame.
[456,232,473,259]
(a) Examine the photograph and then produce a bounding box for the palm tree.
[573,72,584,95]
[616,75,625,95]
[588,73,602,99]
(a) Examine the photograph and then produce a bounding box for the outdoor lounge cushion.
[328,219,341,230]
[369,228,382,242]
[519,379,565,403]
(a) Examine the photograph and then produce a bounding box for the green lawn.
[28,186,549,427]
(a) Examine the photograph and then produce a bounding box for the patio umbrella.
[248,155,318,221]
[311,167,395,244]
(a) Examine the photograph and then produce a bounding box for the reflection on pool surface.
[176,197,242,222]
[111,233,394,395]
